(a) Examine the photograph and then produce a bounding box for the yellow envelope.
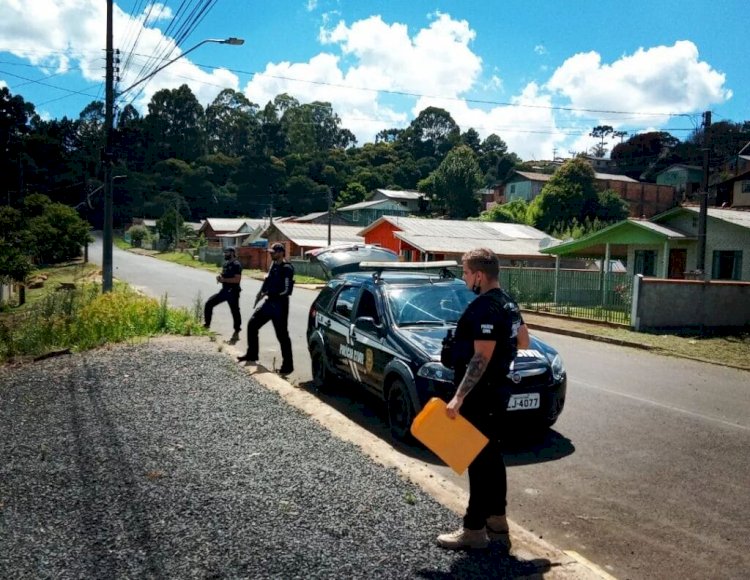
[410,398,489,475]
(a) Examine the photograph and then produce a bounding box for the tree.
[405,106,460,161]
[0,205,33,285]
[589,125,614,158]
[431,145,482,219]
[478,198,529,224]
[611,131,679,180]
[22,194,91,264]
[156,206,184,248]
[204,89,259,157]
[0,88,37,206]
[144,85,205,164]
[527,158,602,233]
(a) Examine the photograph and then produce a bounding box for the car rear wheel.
[387,379,415,441]
[311,344,336,392]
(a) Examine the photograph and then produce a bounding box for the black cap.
[224,246,235,254]
[269,242,285,254]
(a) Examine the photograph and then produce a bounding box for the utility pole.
[102,0,115,292]
[327,187,333,246]
[696,110,712,276]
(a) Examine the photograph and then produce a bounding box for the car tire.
[311,344,336,393]
[387,378,415,441]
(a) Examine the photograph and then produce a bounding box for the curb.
[525,323,653,350]
[225,343,614,580]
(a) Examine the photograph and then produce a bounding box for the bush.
[127,225,149,247]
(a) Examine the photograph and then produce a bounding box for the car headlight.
[550,354,565,381]
[417,362,454,382]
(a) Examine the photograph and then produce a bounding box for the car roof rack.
[358,260,458,282]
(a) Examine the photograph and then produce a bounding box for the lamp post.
[101,0,243,292]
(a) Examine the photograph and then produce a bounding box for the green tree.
[527,158,602,233]
[145,85,205,164]
[589,125,614,158]
[478,198,529,224]
[156,206,184,248]
[205,89,259,157]
[0,205,33,284]
[22,195,91,264]
[431,145,482,218]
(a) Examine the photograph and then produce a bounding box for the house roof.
[269,222,364,248]
[654,205,750,230]
[594,172,639,183]
[338,198,409,212]
[373,188,423,200]
[657,164,703,174]
[358,216,553,257]
[510,171,552,183]
[201,218,250,233]
[509,170,637,184]
[291,211,329,222]
[710,168,750,187]
[540,218,691,258]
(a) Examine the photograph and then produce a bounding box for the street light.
[118,37,245,95]
[101,19,244,292]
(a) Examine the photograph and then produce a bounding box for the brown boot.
[486,514,509,539]
[436,527,489,550]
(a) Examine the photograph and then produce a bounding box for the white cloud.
[142,3,173,22]
[534,44,547,56]
[0,0,240,113]
[546,41,731,122]
[306,0,318,12]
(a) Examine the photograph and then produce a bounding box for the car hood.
[396,326,554,366]
[306,244,399,278]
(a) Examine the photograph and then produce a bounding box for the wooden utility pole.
[696,111,711,275]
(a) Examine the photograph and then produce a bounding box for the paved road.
[90,238,750,579]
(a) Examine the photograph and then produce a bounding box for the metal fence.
[500,267,633,325]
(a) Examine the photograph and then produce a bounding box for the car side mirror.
[355,316,383,336]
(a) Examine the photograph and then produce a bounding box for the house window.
[401,249,412,261]
[352,210,360,222]
[712,251,743,280]
[741,181,750,193]
[634,250,656,276]
[509,184,516,194]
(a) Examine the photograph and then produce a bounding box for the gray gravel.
[0,337,548,579]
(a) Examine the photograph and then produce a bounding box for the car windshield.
[385,283,476,326]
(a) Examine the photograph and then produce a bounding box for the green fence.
[499,267,633,324]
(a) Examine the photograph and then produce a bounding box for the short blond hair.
[462,248,499,280]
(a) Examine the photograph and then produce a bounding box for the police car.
[306,251,567,440]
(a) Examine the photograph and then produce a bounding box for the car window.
[333,285,360,320]
[386,283,475,326]
[355,289,380,325]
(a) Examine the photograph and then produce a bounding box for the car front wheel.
[387,378,415,441]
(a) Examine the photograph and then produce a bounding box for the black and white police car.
[306,246,567,439]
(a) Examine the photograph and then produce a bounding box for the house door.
[668,249,687,279]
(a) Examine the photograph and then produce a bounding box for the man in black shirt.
[238,242,295,375]
[204,246,242,342]
[437,248,529,551]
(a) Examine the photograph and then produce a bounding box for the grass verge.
[1,265,208,364]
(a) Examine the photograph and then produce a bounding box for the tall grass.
[0,284,207,363]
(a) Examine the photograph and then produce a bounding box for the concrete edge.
[527,323,750,372]
[224,343,613,580]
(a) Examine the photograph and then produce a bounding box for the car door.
[328,284,361,378]
[350,287,387,391]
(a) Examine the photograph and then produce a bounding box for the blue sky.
[0,0,746,159]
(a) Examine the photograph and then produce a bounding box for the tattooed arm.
[446,340,496,419]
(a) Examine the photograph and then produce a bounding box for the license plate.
[507,393,540,411]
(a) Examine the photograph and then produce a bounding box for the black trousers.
[204,287,241,332]
[461,389,509,530]
[245,298,293,369]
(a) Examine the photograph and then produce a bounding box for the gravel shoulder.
[0,336,595,579]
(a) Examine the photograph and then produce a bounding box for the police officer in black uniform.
[437,247,530,551]
[204,246,242,341]
[238,242,295,374]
